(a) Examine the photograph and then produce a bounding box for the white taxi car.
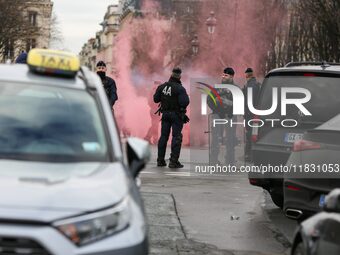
[0,49,149,255]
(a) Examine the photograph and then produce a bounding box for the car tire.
[293,242,306,255]
[269,191,283,209]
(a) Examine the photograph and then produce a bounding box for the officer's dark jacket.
[207,80,236,118]
[243,77,260,119]
[15,52,28,64]
[102,76,118,107]
[153,77,189,112]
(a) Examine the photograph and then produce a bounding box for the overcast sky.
[53,0,118,54]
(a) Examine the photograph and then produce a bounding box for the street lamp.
[170,11,177,24]
[206,11,217,48]
[206,11,217,35]
[191,35,199,56]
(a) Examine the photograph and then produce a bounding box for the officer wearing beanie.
[153,67,190,168]
[243,68,261,162]
[207,67,238,165]
[96,61,118,109]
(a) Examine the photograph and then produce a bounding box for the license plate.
[319,194,326,208]
[285,133,304,143]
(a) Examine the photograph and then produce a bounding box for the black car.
[249,62,340,208]
[291,189,340,255]
[284,114,340,220]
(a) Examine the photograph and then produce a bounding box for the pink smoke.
[113,21,151,138]
[112,11,171,139]
[111,0,287,145]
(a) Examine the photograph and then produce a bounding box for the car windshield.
[259,74,340,123]
[0,82,109,162]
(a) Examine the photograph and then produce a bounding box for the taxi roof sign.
[27,49,80,78]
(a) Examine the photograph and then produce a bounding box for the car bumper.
[284,180,331,216]
[249,144,291,188]
[252,144,291,166]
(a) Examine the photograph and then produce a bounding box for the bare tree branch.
[49,11,64,49]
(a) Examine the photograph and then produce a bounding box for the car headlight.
[53,198,131,246]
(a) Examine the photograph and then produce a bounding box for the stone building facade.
[24,0,53,51]
[80,4,120,74]
[79,0,203,70]
[1,0,53,62]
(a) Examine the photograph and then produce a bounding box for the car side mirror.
[126,137,150,179]
[323,189,340,213]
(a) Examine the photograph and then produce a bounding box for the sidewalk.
[141,145,292,255]
[142,192,235,255]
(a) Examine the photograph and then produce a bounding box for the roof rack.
[285,61,340,68]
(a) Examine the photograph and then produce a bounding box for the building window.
[28,12,38,26]
[26,39,36,52]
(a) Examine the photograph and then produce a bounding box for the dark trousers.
[210,114,237,165]
[245,118,252,158]
[158,112,184,162]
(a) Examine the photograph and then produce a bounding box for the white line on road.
[141,171,156,174]
[141,171,242,178]
[165,172,191,177]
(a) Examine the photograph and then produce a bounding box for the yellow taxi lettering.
[57,58,72,70]
[27,49,80,78]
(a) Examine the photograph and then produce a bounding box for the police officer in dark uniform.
[96,61,118,109]
[243,67,261,161]
[207,67,238,165]
[154,68,190,168]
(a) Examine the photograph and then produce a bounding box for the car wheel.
[293,242,306,255]
[269,191,283,209]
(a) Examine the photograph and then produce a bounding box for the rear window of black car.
[259,72,340,124]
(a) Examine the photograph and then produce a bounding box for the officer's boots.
[157,159,167,167]
[169,159,184,169]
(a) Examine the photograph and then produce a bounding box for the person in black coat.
[243,68,261,161]
[207,67,238,165]
[153,67,190,168]
[15,51,28,64]
[96,61,118,109]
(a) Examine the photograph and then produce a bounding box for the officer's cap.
[172,67,182,75]
[96,61,106,67]
[245,67,254,73]
[223,67,235,76]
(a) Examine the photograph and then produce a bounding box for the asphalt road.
[140,146,297,255]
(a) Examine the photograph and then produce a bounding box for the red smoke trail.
[112,0,287,145]
[112,9,172,140]
[113,21,151,138]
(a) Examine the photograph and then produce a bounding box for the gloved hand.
[183,114,190,123]
[179,108,190,124]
